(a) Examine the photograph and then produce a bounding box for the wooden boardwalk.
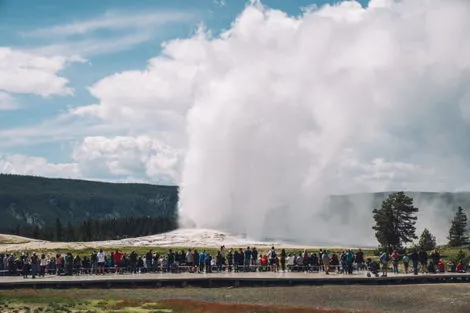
[1,272,469,289]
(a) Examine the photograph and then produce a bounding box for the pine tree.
[80,218,92,241]
[65,222,75,242]
[372,192,419,250]
[55,218,63,241]
[32,225,41,239]
[448,206,469,247]
[457,249,466,262]
[418,228,436,251]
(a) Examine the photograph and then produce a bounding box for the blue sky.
[3,0,469,196]
[1,0,361,162]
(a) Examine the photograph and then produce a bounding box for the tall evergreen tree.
[65,221,75,241]
[372,192,419,250]
[418,228,436,251]
[80,218,93,241]
[448,206,469,247]
[32,225,41,239]
[55,218,63,241]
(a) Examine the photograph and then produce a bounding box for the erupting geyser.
[177,0,470,245]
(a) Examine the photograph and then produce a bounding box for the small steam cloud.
[176,0,470,245]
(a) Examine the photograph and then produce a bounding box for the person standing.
[356,249,365,271]
[199,250,206,273]
[31,253,38,278]
[345,250,354,274]
[244,247,252,271]
[391,250,400,274]
[410,250,419,275]
[321,250,330,275]
[419,249,428,274]
[402,253,410,274]
[97,249,105,275]
[129,251,138,274]
[280,249,287,272]
[39,254,48,277]
[379,251,390,277]
[90,251,98,274]
[22,254,30,279]
[251,247,258,266]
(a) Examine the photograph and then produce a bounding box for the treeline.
[373,192,470,251]
[8,216,177,242]
[0,174,178,231]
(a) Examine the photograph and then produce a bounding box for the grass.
[0,294,359,313]
[0,240,29,245]
[0,235,31,245]
[0,284,468,313]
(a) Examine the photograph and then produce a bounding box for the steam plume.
[177,0,470,245]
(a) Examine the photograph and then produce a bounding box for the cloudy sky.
[1,0,470,194]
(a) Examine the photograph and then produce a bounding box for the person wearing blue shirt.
[199,250,206,273]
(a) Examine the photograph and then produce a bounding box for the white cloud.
[213,0,226,8]
[71,48,199,134]
[23,10,198,58]
[72,136,182,184]
[0,92,19,110]
[0,47,75,97]
[32,32,154,58]
[26,11,195,38]
[0,154,80,178]
[0,136,181,184]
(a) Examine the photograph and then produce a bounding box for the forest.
[2,174,470,243]
[0,174,178,240]
[12,216,177,241]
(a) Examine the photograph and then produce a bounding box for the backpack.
[380,253,390,263]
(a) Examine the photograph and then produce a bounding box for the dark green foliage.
[418,228,436,251]
[448,206,469,247]
[0,174,178,234]
[14,216,176,241]
[55,218,63,241]
[66,221,75,241]
[80,218,93,241]
[32,225,40,239]
[372,192,418,250]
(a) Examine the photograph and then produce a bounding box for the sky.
[1,0,470,195]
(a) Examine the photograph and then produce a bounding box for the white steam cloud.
[173,0,470,245]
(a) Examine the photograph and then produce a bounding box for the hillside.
[0,174,178,233]
[1,174,469,244]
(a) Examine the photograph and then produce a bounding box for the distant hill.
[254,192,469,245]
[0,174,178,233]
[1,174,468,244]
[318,191,470,245]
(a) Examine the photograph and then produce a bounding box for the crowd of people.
[372,249,467,277]
[0,246,468,278]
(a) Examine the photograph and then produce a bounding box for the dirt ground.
[0,284,469,312]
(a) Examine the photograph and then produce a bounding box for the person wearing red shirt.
[437,259,445,273]
[113,250,123,273]
[260,255,268,271]
[391,251,400,274]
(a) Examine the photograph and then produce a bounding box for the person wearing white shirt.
[97,249,105,275]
